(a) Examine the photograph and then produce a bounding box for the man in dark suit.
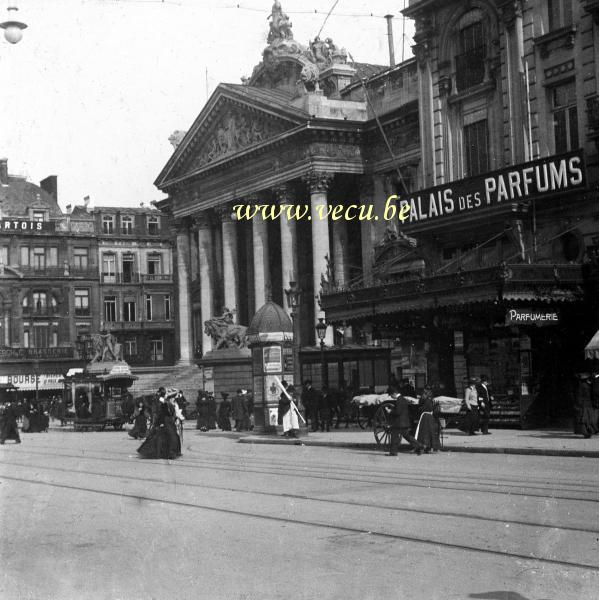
[0,402,21,444]
[388,386,422,456]
[476,375,493,435]
[301,380,320,432]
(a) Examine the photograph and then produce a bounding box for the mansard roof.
[0,176,62,218]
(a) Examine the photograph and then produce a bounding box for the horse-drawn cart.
[352,393,463,447]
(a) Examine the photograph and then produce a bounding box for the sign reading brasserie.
[398,150,586,224]
[1,219,53,232]
[0,347,74,359]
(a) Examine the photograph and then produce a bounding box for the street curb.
[237,436,599,458]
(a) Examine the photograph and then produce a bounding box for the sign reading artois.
[397,150,586,224]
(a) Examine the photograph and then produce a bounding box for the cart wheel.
[356,405,370,430]
[373,402,394,447]
[113,422,123,431]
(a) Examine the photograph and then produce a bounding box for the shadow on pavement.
[470,592,553,600]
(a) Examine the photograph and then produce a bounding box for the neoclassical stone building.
[154,2,420,371]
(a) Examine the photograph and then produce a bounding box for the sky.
[1,0,414,210]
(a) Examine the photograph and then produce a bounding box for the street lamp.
[0,5,27,45]
[315,317,328,388]
[284,281,301,387]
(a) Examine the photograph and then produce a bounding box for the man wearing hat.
[387,386,422,456]
[463,377,480,435]
[476,375,493,435]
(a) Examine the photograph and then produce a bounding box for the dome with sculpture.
[246,301,293,344]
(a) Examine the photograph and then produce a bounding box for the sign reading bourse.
[1,219,53,232]
[398,150,586,224]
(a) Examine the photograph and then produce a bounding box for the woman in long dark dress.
[138,388,181,459]
[217,393,232,431]
[206,393,217,430]
[573,373,598,438]
[416,385,441,452]
[129,402,148,439]
[196,392,210,431]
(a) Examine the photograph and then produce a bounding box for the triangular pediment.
[155,84,309,188]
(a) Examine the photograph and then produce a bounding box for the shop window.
[123,300,136,322]
[455,19,486,91]
[124,338,137,357]
[151,337,164,361]
[121,215,134,234]
[146,294,153,321]
[73,247,89,270]
[102,215,115,234]
[102,253,116,279]
[0,246,7,265]
[47,247,58,267]
[165,295,171,321]
[122,254,135,283]
[464,119,489,176]
[147,253,162,276]
[33,247,45,270]
[104,296,117,322]
[147,216,160,235]
[560,232,581,261]
[74,289,90,316]
[548,0,572,31]
[552,81,578,154]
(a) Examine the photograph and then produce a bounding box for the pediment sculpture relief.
[190,109,288,170]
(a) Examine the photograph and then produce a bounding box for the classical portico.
[154,1,420,365]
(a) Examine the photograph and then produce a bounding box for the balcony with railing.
[22,306,60,317]
[141,273,173,283]
[101,272,141,284]
[105,319,174,330]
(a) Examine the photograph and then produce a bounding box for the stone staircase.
[128,364,203,401]
[489,396,521,427]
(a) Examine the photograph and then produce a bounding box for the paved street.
[1,426,598,600]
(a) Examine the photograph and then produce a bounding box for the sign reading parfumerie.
[398,150,586,224]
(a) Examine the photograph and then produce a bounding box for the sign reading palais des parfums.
[1,219,53,232]
[398,149,586,224]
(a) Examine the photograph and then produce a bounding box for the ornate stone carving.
[303,171,334,194]
[89,332,123,363]
[267,1,293,44]
[168,130,187,149]
[499,0,522,27]
[204,308,247,350]
[215,203,236,223]
[273,183,296,205]
[192,212,215,231]
[190,108,287,170]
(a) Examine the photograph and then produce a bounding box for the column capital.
[214,203,236,223]
[359,175,375,200]
[303,170,335,194]
[191,211,216,231]
[273,183,296,205]
[498,0,522,27]
[173,216,192,235]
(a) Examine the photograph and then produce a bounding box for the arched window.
[455,10,486,91]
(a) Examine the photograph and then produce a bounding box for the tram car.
[64,365,137,432]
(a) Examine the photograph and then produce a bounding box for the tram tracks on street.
[1,467,598,574]
[6,445,599,505]
[1,453,599,537]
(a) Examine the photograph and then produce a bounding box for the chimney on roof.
[40,175,58,202]
[0,158,8,185]
[385,15,396,67]
[83,196,91,212]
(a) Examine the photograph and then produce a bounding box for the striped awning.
[585,330,599,360]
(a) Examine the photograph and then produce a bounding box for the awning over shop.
[0,374,64,391]
[585,330,599,359]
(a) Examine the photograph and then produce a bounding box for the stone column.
[195,212,215,355]
[275,184,298,310]
[251,196,270,310]
[175,218,193,364]
[305,171,334,346]
[217,204,239,319]
[359,177,375,286]
[332,217,349,288]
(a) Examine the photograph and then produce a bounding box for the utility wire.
[316,0,340,39]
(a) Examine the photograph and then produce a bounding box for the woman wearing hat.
[463,377,480,435]
[573,373,598,438]
[217,393,232,431]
